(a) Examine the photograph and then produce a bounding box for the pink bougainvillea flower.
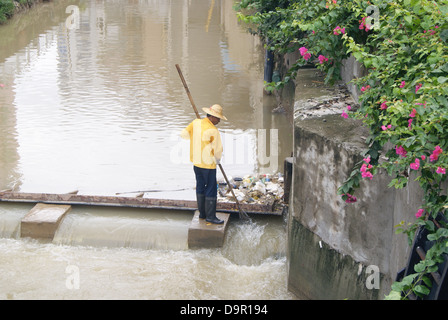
[395,145,407,158]
[436,167,446,174]
[381,124,392,131]
[359,17,371,32]
[360,157,373,179]
[318,55,329,64]
[415,101,427,108]
[360,164,367,173]
[333,26,345,35]
[399,81,406,88]
[361,170,373,180]
[299,47,312,61]
[408,119,413,129]
[415,209,424,219]
[415,83,423,93]
[410,158,420,170]
[430,146,443,162]
[430,154,438,162]
[409,108,417,117]
[341,106,352,119]
[380,102,388,110]
[361,85,371,92]
[344,193,357,203]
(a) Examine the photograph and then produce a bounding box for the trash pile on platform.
[217,173,285,210]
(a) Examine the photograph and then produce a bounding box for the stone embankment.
[285,60,421,299]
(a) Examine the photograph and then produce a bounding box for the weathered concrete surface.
[21,203,71,240]
[287,68,419,300]
[340,54,368,103]
[288,219,380,300]
[188,211,230,248]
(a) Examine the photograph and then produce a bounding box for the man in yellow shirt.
[181,104,227,224]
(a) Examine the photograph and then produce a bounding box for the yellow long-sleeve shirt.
[181,117,223,169]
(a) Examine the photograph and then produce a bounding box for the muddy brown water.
[0,0,295,299]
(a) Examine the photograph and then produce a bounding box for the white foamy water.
[0,206,294,300]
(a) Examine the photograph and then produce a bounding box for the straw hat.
[202,104,228,121]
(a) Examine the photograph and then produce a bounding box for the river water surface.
[0,0,295,299]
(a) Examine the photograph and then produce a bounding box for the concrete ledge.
[188,211,230,248]
[21,203,71,240]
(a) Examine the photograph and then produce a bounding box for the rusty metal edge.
[0,192,282,216]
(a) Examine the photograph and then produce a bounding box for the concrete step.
[21,203,71,240]
[188,210,230,248]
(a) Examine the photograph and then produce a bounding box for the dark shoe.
[196,193,206,219]
[205,197,224,224]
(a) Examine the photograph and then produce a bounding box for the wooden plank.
[0,191,281,215]
[21,203,71,240]
[188,210,230,248]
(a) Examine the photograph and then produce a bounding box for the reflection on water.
[0,0,292,196]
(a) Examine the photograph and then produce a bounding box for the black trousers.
[193,166,217,198]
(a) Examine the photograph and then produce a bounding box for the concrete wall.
[286,66,420,300]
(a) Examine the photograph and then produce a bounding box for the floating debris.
[217,173,286,211]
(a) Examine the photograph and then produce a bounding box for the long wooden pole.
[175,64,250,220]
[175,64,200,119]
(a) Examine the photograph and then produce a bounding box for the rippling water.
[0,0,292,197]
[0,0,295,300]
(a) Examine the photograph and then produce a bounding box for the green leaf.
[403,15,412,25]
[438,77,448,84]
[427,228,448,241]
[401,273,419,286]
[422,275,433,288]
[414,284,430,296]
[414,261,425,273]
[384,290,402,300]
[441,29,448,43]
[353,51,363,61]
